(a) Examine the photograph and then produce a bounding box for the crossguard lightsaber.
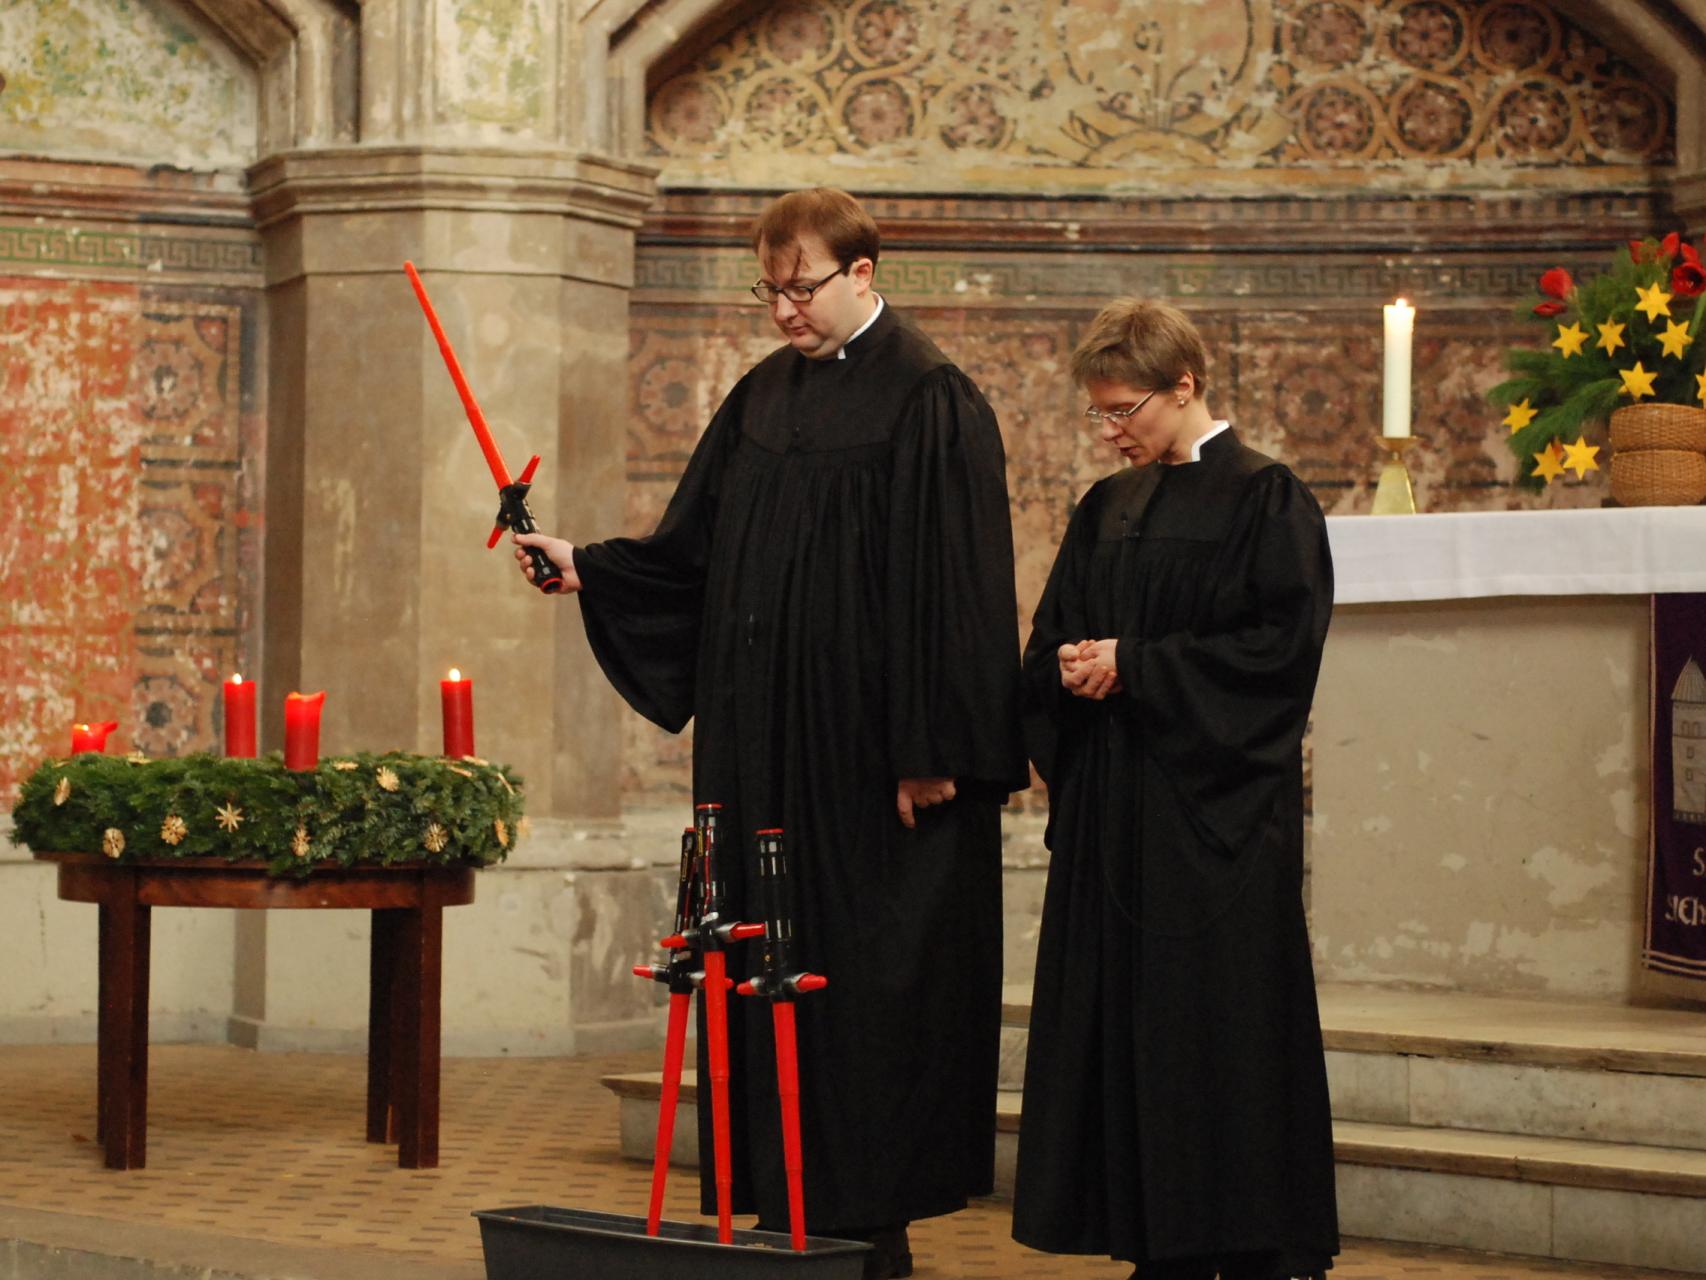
[635,803,762,1245]
[402,261,565,594]
[736,828,827,1252]
[633,828,701,1236]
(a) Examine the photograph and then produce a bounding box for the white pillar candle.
[1382,298,1414,439]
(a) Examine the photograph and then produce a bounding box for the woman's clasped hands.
[1057,638,1122,700]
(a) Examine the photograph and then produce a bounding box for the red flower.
[1673,260,1706,298]
[1532,301,1568,317]
[1537,267,1574,300]
[1661,231,1683,259]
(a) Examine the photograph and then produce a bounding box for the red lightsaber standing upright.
[402,261,566,593]
[737,828,828,1251]
[633,828,700,1236]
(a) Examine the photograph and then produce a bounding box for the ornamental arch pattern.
[640,0,1677,190]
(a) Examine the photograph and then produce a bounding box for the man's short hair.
[1071,298,1209,396]
[752,188,881,269]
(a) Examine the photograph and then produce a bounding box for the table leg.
[392,897,444,1168]
[367,909,402,1144]
[97,873,150,1169]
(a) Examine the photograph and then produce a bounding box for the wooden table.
[36,853,475,1171]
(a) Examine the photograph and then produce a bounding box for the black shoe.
[857,1224,912,1280]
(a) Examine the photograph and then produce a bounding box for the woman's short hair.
[1071,298,1209,396]
[752,188,881,269]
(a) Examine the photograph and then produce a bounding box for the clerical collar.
[1182,420,1232,463]
[837,295,885,360]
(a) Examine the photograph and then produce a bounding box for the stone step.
[601,1072,1706,1274]
[999,982,1706,1152]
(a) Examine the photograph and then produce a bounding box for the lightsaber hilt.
[636,829,700,992]
[496,457,564,595]
[736,829,827,1002]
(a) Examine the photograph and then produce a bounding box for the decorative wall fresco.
[0,0,256,169]
[0,277,262,808]
[645,0,1673,192]
[434,0,552,134]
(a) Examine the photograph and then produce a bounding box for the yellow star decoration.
[1659,319,1694,359]
[291,825,312,860]
[1502,398,1538,433]
[1635,282,1672,322]
[1620,362,1657,399]
[1596,320,1626,354]
[126,751,149,766]
[1697,372,1706,404]
[160,814,187,846]
[332,759,359,771]
[53,776,71,806]
[216,803,244,833]
[376,766,400,792]
[102,828,126,859]
[1561,436,1601,478]
[494,818,510,849]
[1532,443,1567,483]
[1552,323,1588,358]
[423,822,449,854]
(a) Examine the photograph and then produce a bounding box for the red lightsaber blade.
[702,949,736,1245]
[404,261,510,490]
[646,990,692,1236]
[771,1001,807,1250]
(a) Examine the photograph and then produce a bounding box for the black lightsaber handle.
[498,480,565,594]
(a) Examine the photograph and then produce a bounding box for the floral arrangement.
[1490,233,1706,484]
[10,751,524,877]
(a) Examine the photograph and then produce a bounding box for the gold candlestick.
[1372,435,1421,515]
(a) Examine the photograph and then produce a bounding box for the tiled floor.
[0,1043,1692,1278]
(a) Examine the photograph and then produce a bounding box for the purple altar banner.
[1644,592,1706,980]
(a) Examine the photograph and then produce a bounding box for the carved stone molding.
[248,146,658,231]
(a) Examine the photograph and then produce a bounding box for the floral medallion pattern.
[646,0,1672,186]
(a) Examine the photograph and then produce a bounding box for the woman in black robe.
[1011,299,1338,1280]
[518,190,1028,1277]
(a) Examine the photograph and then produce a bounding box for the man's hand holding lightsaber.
[403,261,578,595]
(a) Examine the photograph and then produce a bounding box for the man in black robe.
[516,188,1028,1279]
[1011,299,1338,1279]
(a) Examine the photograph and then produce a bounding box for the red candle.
[224,674,257,758]
[283,691,326,770]
[69,721,118,755]
[440,668,474,758]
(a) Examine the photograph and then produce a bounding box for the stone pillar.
[249,146,654,818]
[229,147,656,1051]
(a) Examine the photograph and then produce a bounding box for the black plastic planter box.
[474,1205,872,1279]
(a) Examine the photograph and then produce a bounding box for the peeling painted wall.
[433,0,555,136]
[0,0,257,169]
[646,0,1673,193]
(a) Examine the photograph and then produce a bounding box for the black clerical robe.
[1011,430,1339,1277]
[574,304,1028,1231]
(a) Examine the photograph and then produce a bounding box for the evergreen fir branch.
[9,752,524,876]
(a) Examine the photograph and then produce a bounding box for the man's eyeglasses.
[1083,388,1159,423]
[750,263,851,305]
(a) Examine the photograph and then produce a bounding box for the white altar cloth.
[1326,507,1706,604]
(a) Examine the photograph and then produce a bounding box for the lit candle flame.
[448,668,462,682]
[229,673,243,684]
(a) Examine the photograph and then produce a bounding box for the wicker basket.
[1610,448,1706,506]
[1608,403,1706,453]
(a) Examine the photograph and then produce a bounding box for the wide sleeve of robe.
[571,380,746,734]
[1018,487,1100,792]
[885,366,1029,794]
[1115,467,1333,856]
